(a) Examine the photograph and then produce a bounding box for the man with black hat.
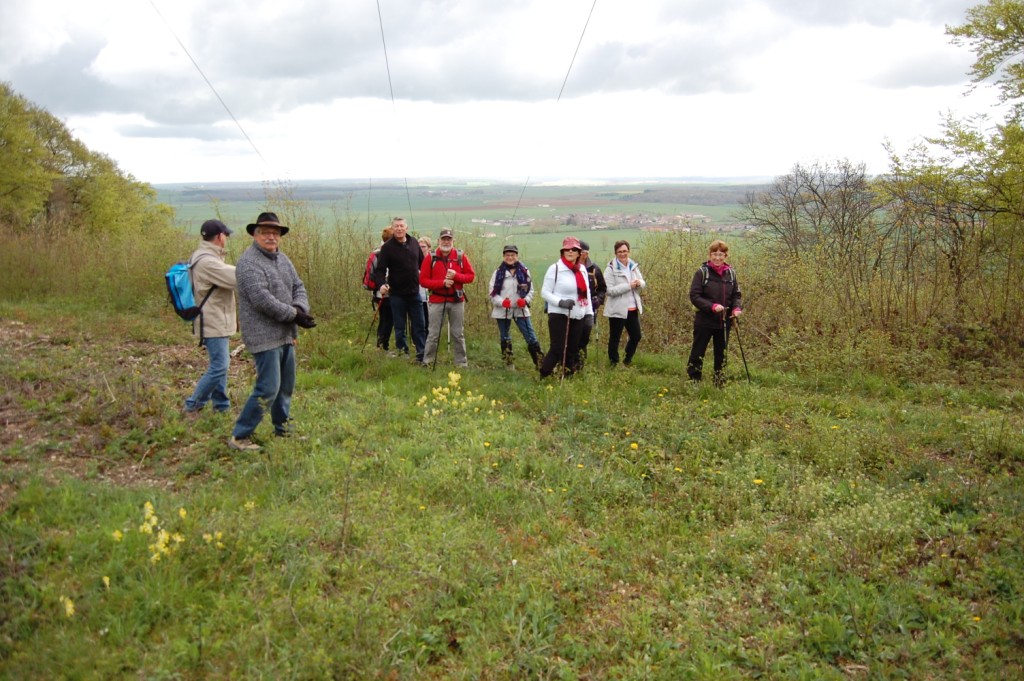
[229,212,315,452]
[183,219,238,416]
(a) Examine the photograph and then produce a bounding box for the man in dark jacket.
[576,241,607,369]
[373,217,426,362]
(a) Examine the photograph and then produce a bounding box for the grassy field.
[156,180,753,238]
[1,293,1022,678]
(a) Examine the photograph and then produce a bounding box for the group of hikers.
[182,213,742,450]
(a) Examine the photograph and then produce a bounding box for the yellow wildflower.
[111,530,123,542]
[59,596,75,618]
[178,507,187,520]
[103,576,110,590]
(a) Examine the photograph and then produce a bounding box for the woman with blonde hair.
[687,239,742,386]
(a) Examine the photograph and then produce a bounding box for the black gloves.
[294,307,317,329]
[557,299,575,309]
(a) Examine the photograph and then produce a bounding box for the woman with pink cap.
[538,236,591,378]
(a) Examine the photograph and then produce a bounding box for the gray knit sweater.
[236,243,310,354]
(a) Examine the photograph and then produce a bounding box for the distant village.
[470,208,727,237]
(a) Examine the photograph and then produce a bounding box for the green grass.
[158,181,748,239]
[1,300,1022,679]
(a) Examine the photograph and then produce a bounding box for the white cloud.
[1,0,1003,184]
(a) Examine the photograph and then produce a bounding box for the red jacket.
[419,248,475,303]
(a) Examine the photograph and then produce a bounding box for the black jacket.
[584,260,607,310]
[689,264,742,329]
[373,236,423,296]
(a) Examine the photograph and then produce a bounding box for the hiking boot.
[228,436,261,452]
[501,340,514,369]
[182,406,203,421]
[527,343,544,370]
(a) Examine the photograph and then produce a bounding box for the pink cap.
[561,236,581,251]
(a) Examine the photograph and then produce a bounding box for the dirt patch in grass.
[0,318,247,509]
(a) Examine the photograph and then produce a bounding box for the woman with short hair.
[488,244,544,370]
[687,239,742,386]
[603,240,646,367]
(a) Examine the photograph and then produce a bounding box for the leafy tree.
[0,83,58,227]
[948,0,1024,121]
[0,81,174,236]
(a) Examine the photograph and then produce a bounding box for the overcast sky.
[0,0,1004,185]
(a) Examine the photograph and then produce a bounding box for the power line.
[510,0,599,224]
[147,0,267,165]
[376,0,415,228]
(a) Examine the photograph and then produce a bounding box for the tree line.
[0,81,172,235]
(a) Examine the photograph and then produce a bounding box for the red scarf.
[561,256,588,303]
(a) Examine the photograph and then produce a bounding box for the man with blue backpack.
[182,219,238,417]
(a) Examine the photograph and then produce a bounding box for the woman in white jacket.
[603,240,645,366]
[488,245,544,369]
[539,236,591,378]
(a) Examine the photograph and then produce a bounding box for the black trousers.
[375,298,394,349]
[540,314,585,377]
[607,310,642,364]
[687,325,729,380]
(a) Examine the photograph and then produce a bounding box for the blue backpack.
[165,254,216,343]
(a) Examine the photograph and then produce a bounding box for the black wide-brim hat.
[246,212,290,236]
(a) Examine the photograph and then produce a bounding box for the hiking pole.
[559,312,571,382]
[432,297,449,372]
[732,316,751,384]
[361,299,381,350]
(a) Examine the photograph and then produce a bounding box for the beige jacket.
[189,240,237,338]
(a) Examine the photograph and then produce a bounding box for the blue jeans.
[184,336,230,412]
[389,293,426,361]
[232,343,296,438]
[496,316,539,346]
